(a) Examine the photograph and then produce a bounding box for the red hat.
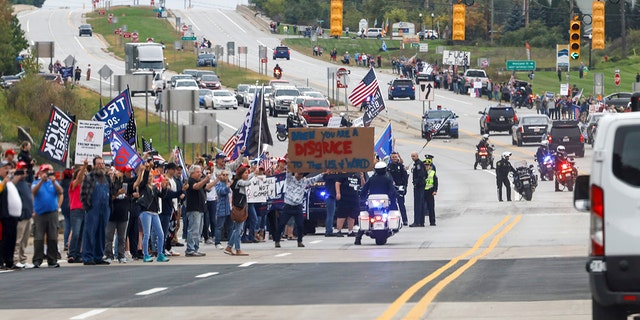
[277,157,287,163]
[4,149,16,157]
[122,166,134,173]
[37,164,53,174]
[16,161,27,170]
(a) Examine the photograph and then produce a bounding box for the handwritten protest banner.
[246,175,285,203]
[75,120,105,164]
[287,127,375,173]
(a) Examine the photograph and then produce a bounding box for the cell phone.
[15,170,24,175]
[122,182,128,191]
[48,172,55,177]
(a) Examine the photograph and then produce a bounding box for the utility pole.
[621,1,627,59]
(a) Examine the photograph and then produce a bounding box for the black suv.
[303,182,329,234]
[479,104,518,135]
[78,24,93,37]
[545,120,585,157]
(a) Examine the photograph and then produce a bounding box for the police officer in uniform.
[423,158,438,226]
[410,152,426,227]
[355,162,397,245]
[387,152,409,226]
[495,151,516,201]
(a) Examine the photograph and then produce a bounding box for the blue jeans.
[185,211,203,253]
[62,210,71,248]
[215,215,231,245]
[242,204,257,241]
[68,209,85,260]
[140,211,164,257]
[325,197,336,235]
[203,200,217,240]
[228,221,245,250]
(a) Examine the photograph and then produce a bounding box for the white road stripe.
[309,240,322,244]
[275,253,291,257]
[70,309,107,319]
[238,261,257,267]
[135,287,168,296]
[195,272,219,278]
[218,9,246,34]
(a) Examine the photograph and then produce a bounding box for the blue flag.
[93,88,133,145]
[110,131,142,172]
[374,122,393,159]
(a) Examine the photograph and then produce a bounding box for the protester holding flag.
[349,68,385,127]
[80,157,112,266]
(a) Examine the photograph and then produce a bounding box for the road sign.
[64,55,76,67]
[337,68,349,88]
[123,32,131,38]
[419,43,429,52]
[410,43,420,48]
[181,36,196,41]
[98,65,113,80]
[615,72,620,86]
[114,28,121,35]
[182,24,188,32]
[419,82,435,101]
[506,60,536,71]
[570,52,579,60]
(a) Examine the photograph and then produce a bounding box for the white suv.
[574,112,640,319]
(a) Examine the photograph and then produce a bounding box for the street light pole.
[431,12,435,39]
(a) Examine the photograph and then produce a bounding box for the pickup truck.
[463,69,489,90]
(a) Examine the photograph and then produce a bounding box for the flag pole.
[258,84,264,156]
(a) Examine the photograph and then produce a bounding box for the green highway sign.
[410,43,420,48]
[570,52,580,60]
[506,60,536,71]
[182,36,196,41]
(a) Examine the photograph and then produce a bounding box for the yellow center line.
[404,215,523,319]
[376,215,513,320]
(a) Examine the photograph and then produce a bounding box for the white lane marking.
[74,37,85,51]
[275,253,291,257]
[238,261,257,267]
[484,169,496,176]
[218,9,246,34]
[217,119,238,131]
[135,287,168,296]
[185,14,200,31]
[309,240,322,244]
[70,309,108,319]
[195,272,219,278]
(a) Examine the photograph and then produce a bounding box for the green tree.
[503,3,524,33]
[0,0,28,75]
[10,0,45,7]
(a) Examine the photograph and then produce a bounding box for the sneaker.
[48,263,60,268]
[205,239,214,245]
[168,250,181,256]
[194,252,206,256]
[275,242,281,248]
[215,244,223,249]
[297,242,305,248]
[347,231,356,237]
[96,260,110,265]
[23,263,35,269]
[143,255,154,262]
[15,262,25,268]
[104,258,113,264]
[118,258,127,264]
[125,251,132,259]
[156,254,170,262]
[172,242,185,247]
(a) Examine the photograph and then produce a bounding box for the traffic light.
[569,17,581,60]
[330,0,343,38]
[592,1,605,50]
[452,3,465,41]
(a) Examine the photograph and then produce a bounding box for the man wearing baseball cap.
[32,163,64,268]
[4,149,16,164]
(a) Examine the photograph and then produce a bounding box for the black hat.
[164,163,177,170]
[216,152,227,159]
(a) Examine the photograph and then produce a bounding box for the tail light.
[514,114,518,122]
[580,135,585,143]
[391,86,395,90]
[590,184,604,256]
[520,126,524,133]
[411,85,415,90]
[547,135,553,144]
[486,115,491,122]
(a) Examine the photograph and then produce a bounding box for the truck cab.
[574,112,640,319]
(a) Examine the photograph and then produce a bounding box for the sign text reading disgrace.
[287,127,374,172]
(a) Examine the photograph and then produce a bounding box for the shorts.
[336,202,360,219]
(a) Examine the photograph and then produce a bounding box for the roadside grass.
[285,36,640,97]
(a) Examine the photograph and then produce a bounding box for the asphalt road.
[8,2,594,319]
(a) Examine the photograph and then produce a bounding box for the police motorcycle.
[275,112,307,142]
[511,160,538,201]
[513,86,534,109]
[475,144,494,170]
[357,194,402,245]
[535,153,555,181]
[273,65,283,79]
[555,156,578,191]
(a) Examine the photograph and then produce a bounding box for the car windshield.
[552,127,580,137]
[199,54,215,59]
[80,24,91,29]
[247,87,257,93]
[176,81,196,87]
[276,89,298,97]
[276,47,288,52]
[466,71,486,77]
[214,91,233,97]
[522,117,548,125]
[201,75,219,81]
[238,85,249,92]
[425,110,454,119]
[304,99,329,107]
[393,80,413,87]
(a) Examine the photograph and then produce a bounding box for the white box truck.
[124,42,166,96]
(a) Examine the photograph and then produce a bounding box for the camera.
[15,170,24,175]
[48,172,55,177]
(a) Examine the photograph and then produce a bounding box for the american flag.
[173,147,188,181]
[122,105,137,148]
[222,127,241,157]
[349,68,379,106]
[141,136,153,152]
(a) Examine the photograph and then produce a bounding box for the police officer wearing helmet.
[474,134,495,170]
[535,140,552,180]
[423,158,439,226]
[554,145,569,191]
[355,161,397,245]
[495,151,516,201]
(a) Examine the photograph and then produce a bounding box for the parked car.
[479,104,518,135]
[511,114,551,146]
[585,112,607,145]
[422,109,459,139]
[235,84,250,106]
[573,112,640,320]
[198,74,221,90]
[0,75,21,89]
[273,46,291,60]
[545,120,585,157]
[602,92,632,109]
[196,52,217,67]
[204,89,237,109]
[364,28,384,38]
[299,97,332,126]
[78,24,93,37]
[198,89,212,107]
[387,78,415,100]
[173,79,199,90]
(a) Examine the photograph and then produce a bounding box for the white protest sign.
[75,120,105,164]
[247,176,276,203]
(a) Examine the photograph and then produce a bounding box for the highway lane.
[11,3,593,319]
